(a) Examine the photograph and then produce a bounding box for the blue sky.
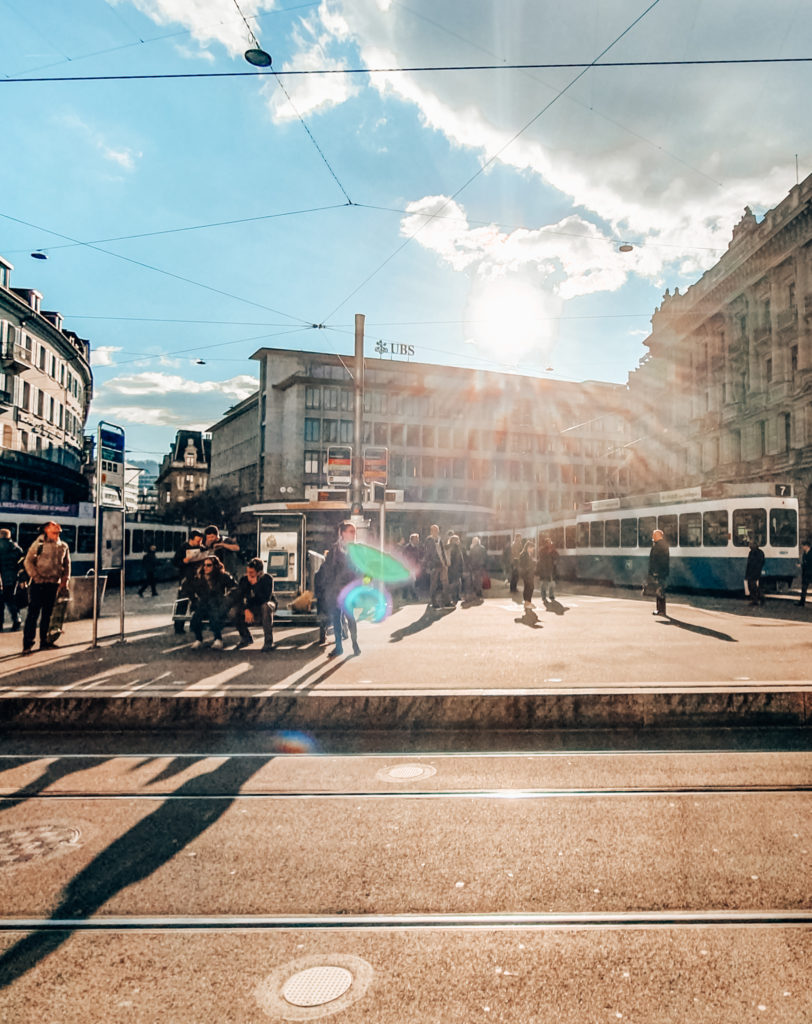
[1,0,809,461]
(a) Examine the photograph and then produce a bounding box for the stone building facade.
[0,255,93,507]
[627,174,812,532]
[209,345,632,532]
[156,430,211,515]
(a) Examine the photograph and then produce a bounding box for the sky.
[0,0,809,462]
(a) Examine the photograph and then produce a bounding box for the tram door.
[256,513,307,601]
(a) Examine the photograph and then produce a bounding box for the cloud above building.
[92,371,258,428]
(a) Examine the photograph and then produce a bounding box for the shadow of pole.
[0,754,273,989]
[658,617,738,642]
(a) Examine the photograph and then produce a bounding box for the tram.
[0,502,188,584]
[478,485,800,592]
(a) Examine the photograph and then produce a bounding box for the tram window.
[548,527,564,549]
[604,519,620,547]
[732,508,766,546]
[132,529,143,553]
[589,521,604,547]
[565,525,576,549]
[19,523,42,549]
[638,516,656,546]
[770,508,797,547]
[0,522,16,541]
[678,512,702,547]
[77,526,95,554]
[143,530,155,550]
[703,510,728,546]
[658,514,677,546]
[620,518,637,547]
[577,522,590,548]
[125,530,131,556]
[60,525,76,548]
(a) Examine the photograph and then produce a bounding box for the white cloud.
[91,372,259,430]
[113,0,277,57]
[91,346,123,367]
[60,113,142,171]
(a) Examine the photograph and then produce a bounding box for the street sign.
[363,446,388,484]
[97,422,125,508]
[327,445,352,486]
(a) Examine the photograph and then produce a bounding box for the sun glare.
[465,277,560,366]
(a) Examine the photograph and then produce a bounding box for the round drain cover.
[377,763,437,781]
[283,966,353,1007]
[0,825,81,868]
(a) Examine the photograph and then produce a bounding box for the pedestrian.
[424,523,451,608]
[401,532,422,601]
[745,537,765,606]
[201,525,242,577]
[648,528,670,617]
[0,527,23,632]
[509,535,523,593]
[467,536,486,600]
[21,520,71,654]
[189,554,237,649]
[447,534,465,604]
[519,539,537,609]
[313,549,331,644]
[537,536,559,603]
[171,529,205,633]
[232,557,276,651]
[322,520,361,658]
[138,545,158,597]
[797,539,812,607]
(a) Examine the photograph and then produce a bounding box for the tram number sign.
[363,446,388,485]
[98,421,125,508]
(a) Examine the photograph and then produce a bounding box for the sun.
[465,276,560,366]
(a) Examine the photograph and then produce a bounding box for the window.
[374,422,388,445]
[638,515,656,547]
[324,387,339,410]
[305,386,321,409]
[765,358,772,383]
[576,522,589,548]
[589,521,604,547]
[339,389,352,411]
[323,419,338,443]
[407,425,420,448]
[604,519,620,547]
[422,456,434,477]
[770,508,797,548]
[679,512,702,547]
[340,420,353,443]
[77,526,95,554]
[21,381,30,410]
[782,412,791,452]
[304,417,320,442]
[304,450,320,475]
[565,525,577,549]
[732,508,766,546]
[758,421,767,456]
[658,514,678,546]
[184,450,196,467]
[132,529,144,553]
[422,426,435,448]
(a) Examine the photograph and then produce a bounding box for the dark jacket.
[447,542,465,582]
[648,538,670,581]
[745,546,765,581]
[536,544,558,579]
[467,542,486,572]
[189,569,237,606]
[801,548,812,582]
[321,542,357,604]
[0,537,23,588]
[233,572,276,614]
[519,548,536,580]
[423,536,447,571]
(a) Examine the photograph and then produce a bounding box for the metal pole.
[118,504,126,642]
[351,313,365,516]
[91,445,100,649]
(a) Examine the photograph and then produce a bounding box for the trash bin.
[66,574,107,620]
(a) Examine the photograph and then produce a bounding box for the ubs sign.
[375,340,414,358]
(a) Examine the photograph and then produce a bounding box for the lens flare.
[339,580,392,623]
[347,543,412,584]
[272,731,318,754]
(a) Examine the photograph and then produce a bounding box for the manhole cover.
[256,954,373,1021]
[377,763,437,781]
[283,966,353,1007]
[0,825,81,868]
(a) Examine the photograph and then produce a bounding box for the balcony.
[0,340,30,372]
[776,307,797,332]
[0,388,12,407]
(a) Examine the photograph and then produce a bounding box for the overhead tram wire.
[0,211,314,328]
[2,56,811,83]
[319,0,666,324]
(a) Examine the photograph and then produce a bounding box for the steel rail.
[1,911,810,931]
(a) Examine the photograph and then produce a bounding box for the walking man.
[138,545,158,597]
[22,521,71,654]
[648,528,670,617]
[424,524,451,609]
[797,539,812,607]
[0,528,23,632]
[745,537,765,606]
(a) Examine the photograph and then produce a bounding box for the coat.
[648,538,670,582]
[0,537,23,588]
[23,536,71,586]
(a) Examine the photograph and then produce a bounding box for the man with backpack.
[21,521,71,654]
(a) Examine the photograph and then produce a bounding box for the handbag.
[641,574,661,598]
[14,581,29,610]
[481,572,491,590]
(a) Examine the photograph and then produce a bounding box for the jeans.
[237,602,274,645]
